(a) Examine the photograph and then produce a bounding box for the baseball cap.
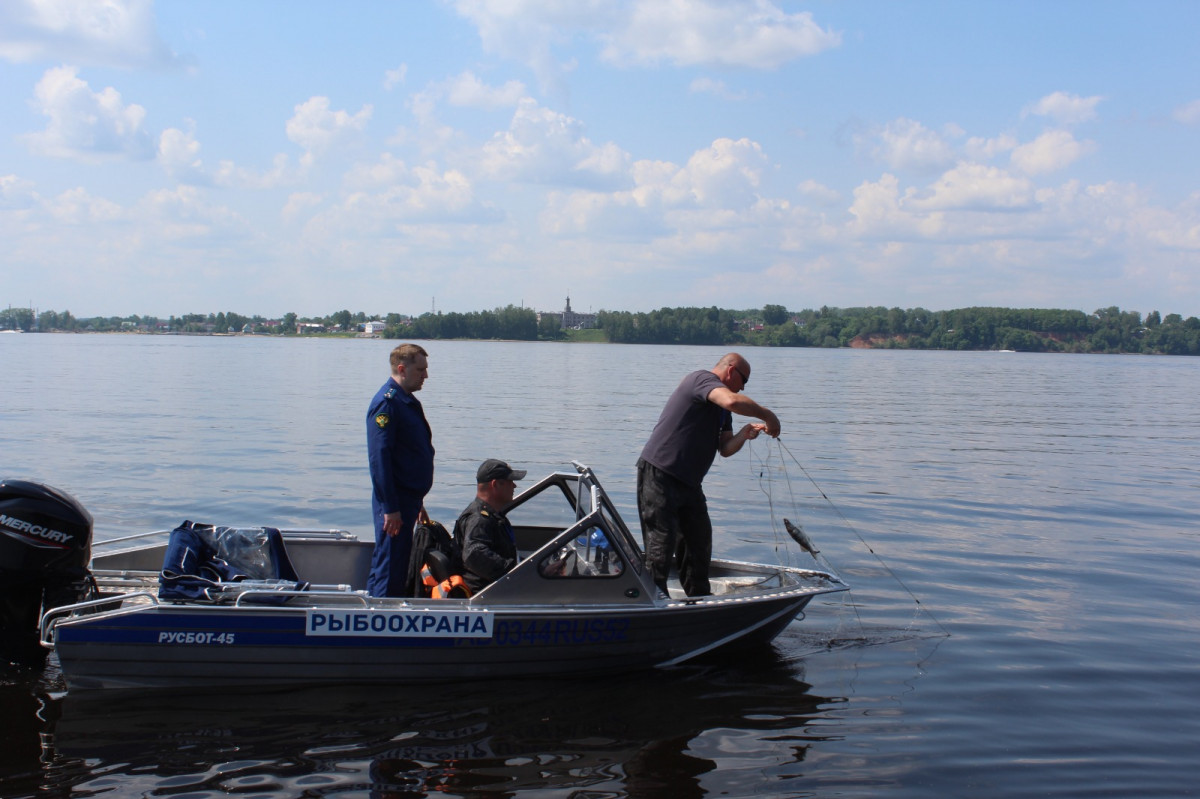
[476,458,527,483]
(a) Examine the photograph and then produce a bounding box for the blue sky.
[2,0,1198,319]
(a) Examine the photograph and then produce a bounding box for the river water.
[2,334,1198,797]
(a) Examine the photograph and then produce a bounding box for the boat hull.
[53,591,821,690]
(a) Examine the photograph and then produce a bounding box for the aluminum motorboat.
[12,463,847,691]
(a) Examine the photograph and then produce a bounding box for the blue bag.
[158,521,303,601]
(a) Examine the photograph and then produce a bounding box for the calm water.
[2,334,1198,797]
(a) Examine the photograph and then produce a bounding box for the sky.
[1,0,1199,320]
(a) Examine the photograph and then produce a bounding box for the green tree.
[762,304,788,326]
[495,305,538,340]
[538,313,564,340]
[1,307,34,331]
[331,310,352,331]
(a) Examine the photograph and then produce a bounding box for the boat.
[4,463,848,691]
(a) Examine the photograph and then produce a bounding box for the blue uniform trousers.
[367,491,423,597]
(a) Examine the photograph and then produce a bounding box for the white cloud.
[480,98,631,188]
[798,179,841,206]
[677,137,767,207]
[46,186,125,225]
[1024,91,1103,125]
[601,0,841,69]
[540,137,771,239]
[452,0,598,98]
[0,0,178,68]
[540,187,656,238]
[137,185,249,241]
[911,163,1036,212]
[444,71,526,109]
[214,153,303,190]
[408,89,439,127]
[168,98,374,191]
[1173,99,1200,125]
[282,192,323,223]
[344,153,412,190]
[390,164,481,217]
[1057,181,1200,252]
[300,163,503,246]
[158,125,205,183]
[1011,130,1095,175]
[452,0,839,97]
[285,96,373,156]
[405,72,528,146]
[0,174,38,210]
[384,64,408,91]
[866,118,956,173]
[965,134,1018,161]
[24,65,155,161]
[688,77,749,101]
[408,71,527,132]
[847,174,943,239]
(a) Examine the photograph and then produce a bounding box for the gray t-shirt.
[640,370,733,488]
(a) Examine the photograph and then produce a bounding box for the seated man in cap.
[453,459,527,594]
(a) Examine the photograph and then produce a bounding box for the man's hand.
[742,422,767,440]
[762,410,781,438]
[383,511,404,537]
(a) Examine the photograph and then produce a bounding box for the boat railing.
[39,580,372,649]
[230,585,369,607]
[40,591,160,649]
[93,527,359,549]
[92,529,173,548]
[90,568,161,590]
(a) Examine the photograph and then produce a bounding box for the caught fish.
[783,518,819,558]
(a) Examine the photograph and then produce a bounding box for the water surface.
[2,334,1198,797]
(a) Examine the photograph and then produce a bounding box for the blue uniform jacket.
[366,379,434,512]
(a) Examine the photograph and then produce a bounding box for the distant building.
[556,295,596,329]
[363,321,386,335]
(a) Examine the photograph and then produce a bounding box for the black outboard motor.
[0,479,94,667]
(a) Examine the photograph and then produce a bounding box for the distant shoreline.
[10,327,1197,356]
[6,305,1198,355]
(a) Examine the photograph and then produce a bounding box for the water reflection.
[7,653,835,799]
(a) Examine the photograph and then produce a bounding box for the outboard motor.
[0,479,94,667]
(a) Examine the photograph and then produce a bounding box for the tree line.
[598,305,1200,355]
[5,303,1200,355]
[403,305,549,341]
[0,308,406,335]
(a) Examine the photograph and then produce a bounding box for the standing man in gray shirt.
[637,353,780,597]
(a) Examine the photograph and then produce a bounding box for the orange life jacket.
[421,563,471,599]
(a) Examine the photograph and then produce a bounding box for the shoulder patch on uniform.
[375,413,390,429]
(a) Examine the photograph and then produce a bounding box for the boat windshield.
[537,526,624,578]
[505,464,645,579]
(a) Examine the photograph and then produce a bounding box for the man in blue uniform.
[637,352,780,597]
[454,459,526,594]
[366,343,434,597]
